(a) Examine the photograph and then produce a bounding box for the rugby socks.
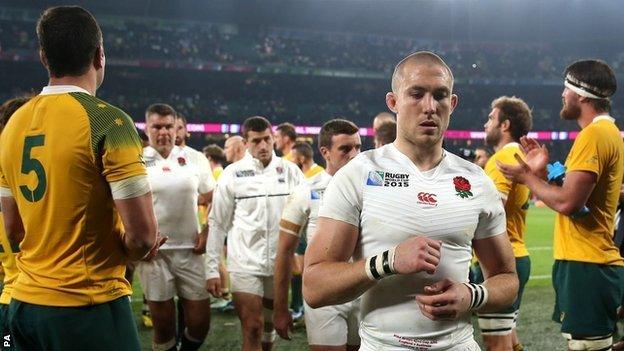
[364,246,397,280]
[179,329,204,351]
[513,343,524,351]
[152,338,176,351]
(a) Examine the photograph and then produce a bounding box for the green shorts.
[551,260,624,336]
[473,255,531,313]
[9,296,140,351]
[0,304,12,351]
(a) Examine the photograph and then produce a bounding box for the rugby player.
[0,6,160,350]
[206,116,303,351]
[303,51,519,351]
[498,59,624,351]
[274,119,362,351]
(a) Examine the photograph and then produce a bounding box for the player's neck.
[48,76,97,96]
[395,140,444,172]
[494,135,514,152]
[301,160,313,173]
[282,144,293,156]
[578,109,607,129]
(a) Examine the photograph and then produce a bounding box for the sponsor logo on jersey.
[366,170,409,187]
[235,170,255,177]
[162,166,171,172]
[145,160,156,167]
[417,192,438,206]
[310,189,325,200]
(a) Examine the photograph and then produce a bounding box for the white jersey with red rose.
[318,143,506,351]
[144,145,216,250]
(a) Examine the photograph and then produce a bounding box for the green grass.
[132,206,572,350]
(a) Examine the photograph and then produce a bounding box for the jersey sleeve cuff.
[0,187,13,197]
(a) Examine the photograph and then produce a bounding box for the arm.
[303,217,373,308]
[115,192,158,261]
[304,217,442,308]
[205,171,235,297]
[471,233,518,312]
[193,191,211,254]
[415,233,518,320]
[273,231,300,340]
[498,157,596,216]
[0,193,24,246]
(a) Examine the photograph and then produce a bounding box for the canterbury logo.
[417,192,437,205]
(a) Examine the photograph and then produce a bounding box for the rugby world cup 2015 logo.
[453,176,473,199]
[366,171,385,186]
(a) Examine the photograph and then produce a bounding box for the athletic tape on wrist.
[462,282,489,311]
[365,246,397,281]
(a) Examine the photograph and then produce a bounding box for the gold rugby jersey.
[0,85,146,306]
[554,116,624,265]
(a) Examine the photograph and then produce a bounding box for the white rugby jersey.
[318,143,506,350]
[206,152,304,278]
[144,145,216,249]
[280,170,332,243]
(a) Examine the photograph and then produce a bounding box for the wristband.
[462,282,489,311]
[364,246,397,281]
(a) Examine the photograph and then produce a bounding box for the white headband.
[565,74,609,100]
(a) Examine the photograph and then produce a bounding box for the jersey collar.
[40,85,90,96]
[501,142,521,150]
[592,115,615,124]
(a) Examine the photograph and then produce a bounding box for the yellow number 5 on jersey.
[20,134,47,202]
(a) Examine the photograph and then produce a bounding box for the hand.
[519,136,549,178]
[206,278,222,298]
[393,236,442,275]
[273,308,293,340]
[193,232,207,255]
[142,234,168,261]
[415,278,472,321]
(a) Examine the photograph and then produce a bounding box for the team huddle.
[0,5,622,351]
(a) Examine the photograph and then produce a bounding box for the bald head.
[373,112,396,131]
[224,135,246,163]
[391,51,454,93]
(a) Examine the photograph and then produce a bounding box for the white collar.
[40,85,90,96]
[592,115,615,124]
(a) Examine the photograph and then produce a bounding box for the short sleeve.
[474,175,507,240]
[317,160,363,228]
[101,113,146,183]
[279,185,311,236]
[565,127,600,176]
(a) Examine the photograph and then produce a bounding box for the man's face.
[560,87,582,120]
[484,107,503,147]
[474,149,489,169]
[246,129,274,165]
[322,133,362,172]
[224,138,242,163]
[386,62,457,148]
[290,150,305,169]
[146,113,176,156]
[174,118,188,146]
[274,130,286,152]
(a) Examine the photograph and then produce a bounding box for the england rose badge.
[453,176,473,199]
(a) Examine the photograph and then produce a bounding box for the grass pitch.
[133,206,574,350]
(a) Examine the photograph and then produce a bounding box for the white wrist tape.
[364,246,397,281]
[463,282,489,311]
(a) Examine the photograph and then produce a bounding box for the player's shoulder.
[70,93,132,124]
[181,145,208,164]
[445,151,489,178]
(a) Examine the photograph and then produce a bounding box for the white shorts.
[359,337,480,351]
[137,249,209,301]
[304,299,361,346]
[229,272,274,299]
